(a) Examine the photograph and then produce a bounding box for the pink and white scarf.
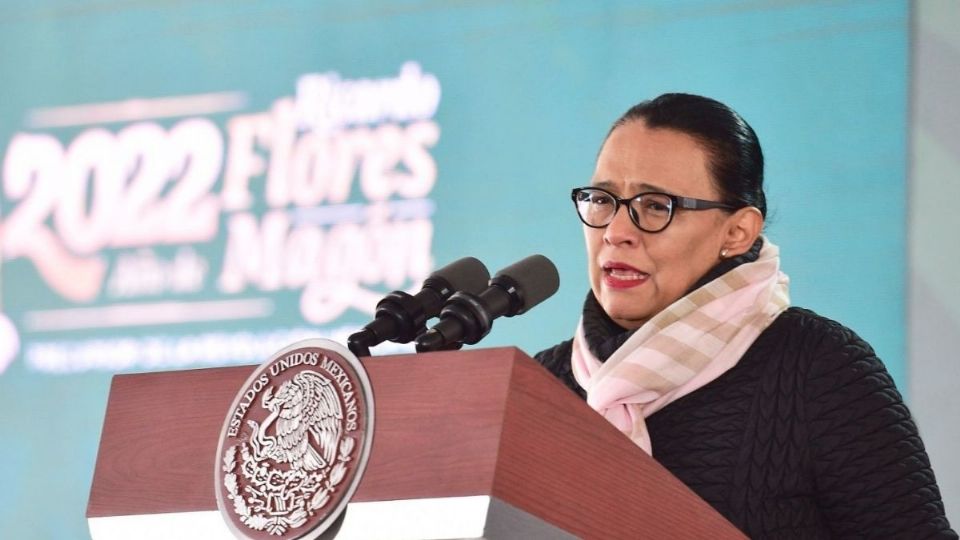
[571,238,790,455]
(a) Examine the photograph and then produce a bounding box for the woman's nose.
[603,205,640,246]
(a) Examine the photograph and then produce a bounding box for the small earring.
[720,249,729,259]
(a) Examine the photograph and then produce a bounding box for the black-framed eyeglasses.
[571,186,740,233]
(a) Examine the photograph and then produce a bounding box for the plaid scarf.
[571,238,790,455]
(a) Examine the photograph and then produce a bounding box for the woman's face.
[586,121,732,329]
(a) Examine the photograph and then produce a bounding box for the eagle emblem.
[215,341,373,540]
[253,371,343,472]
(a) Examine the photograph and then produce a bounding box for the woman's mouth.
[602,262,649,288]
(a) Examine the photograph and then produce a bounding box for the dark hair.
[606,93,766,217]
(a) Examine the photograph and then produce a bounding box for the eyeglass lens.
[575,188,674,232]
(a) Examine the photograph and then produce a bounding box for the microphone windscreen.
[429,256,490,295]
[493,254,560,312]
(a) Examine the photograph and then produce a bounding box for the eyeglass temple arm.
[676,196,737,210]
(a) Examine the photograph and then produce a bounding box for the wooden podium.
[86,347,745,539]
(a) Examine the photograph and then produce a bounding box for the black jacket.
[535,307,956,539]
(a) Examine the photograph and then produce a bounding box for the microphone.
[347,257,490,357]
[414,254,559,352]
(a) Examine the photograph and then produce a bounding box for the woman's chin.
[600,302,650,330]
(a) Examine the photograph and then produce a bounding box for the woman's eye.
[592,195,612,205]
[641,199,670,213]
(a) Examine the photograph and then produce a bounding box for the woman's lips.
[602,262,649,289]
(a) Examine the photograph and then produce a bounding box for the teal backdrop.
[0,1,907,538]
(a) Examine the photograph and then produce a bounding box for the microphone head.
[424,256,490,297]
[491,254,560,315]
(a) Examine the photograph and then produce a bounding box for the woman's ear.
[721,207,764,257]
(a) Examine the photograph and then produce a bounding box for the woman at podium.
[536,93,956,538]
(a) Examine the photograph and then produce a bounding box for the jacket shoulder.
[760,307,879,364]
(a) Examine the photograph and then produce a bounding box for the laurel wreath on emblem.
[221,371,355,536]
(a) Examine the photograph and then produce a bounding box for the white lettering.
[295,62,441,132]
[221,113,269,211]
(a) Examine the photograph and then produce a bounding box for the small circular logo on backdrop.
[215,339,374,539]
